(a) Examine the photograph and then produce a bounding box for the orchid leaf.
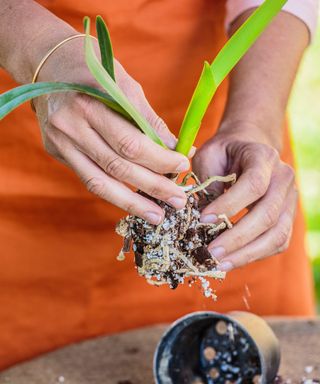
[176,0,288,156]
[0,82,130,120]
[175,62,216,154]
[96,15,115,80]
[83,17,166,148]
[211,0,287,86]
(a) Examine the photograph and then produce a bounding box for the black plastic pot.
[154,311,280,384]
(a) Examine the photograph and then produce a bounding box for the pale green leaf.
[83,17,166,148]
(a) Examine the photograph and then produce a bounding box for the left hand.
[192,131,298,272]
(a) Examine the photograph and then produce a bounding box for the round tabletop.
[0,319,319,383]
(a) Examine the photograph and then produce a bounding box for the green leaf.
[211,0,287,86]
[176,0,288,156]
[96,15,115,80]
[0,82,131,120]
[175,62,216,155]
[83,16,166,148]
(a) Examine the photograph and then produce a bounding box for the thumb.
[139,96,196,157]
[144,107,177,150]
[144,106,197,159]
[119,70,195,155]
[192,140,227,198]
[136,93,177,150]
[117,72,177,149]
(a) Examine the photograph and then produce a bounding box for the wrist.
[31,28,87,83]
[35,36,93,83]
[32,35,102,112]
[217,117,284,153]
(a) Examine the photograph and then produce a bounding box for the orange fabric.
[0,0,315,370]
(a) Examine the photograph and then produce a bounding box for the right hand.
[33,38,190,225]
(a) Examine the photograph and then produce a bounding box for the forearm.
[219,10,309,151]
[0,0,76,84]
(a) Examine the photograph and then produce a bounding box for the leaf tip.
[83,16,90,31]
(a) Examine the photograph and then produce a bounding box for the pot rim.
[153,311,269,383]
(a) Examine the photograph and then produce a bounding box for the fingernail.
[176,159,190,173]
[144,212,162,225]
[167,196,186,209]
[201,214,218,223]
[218,261,233,272]
[209,246,226,261]
[188,146,197,158]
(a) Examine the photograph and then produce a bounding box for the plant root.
[115,172,236,300]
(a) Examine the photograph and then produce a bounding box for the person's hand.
[192,130,297,271]
[33,39,190,225]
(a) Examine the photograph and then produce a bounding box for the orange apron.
[0,0,315,370]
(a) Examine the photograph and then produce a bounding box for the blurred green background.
[289,21,320,311]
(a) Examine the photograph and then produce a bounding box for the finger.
[72,95,190,174]
[216,188,297,272]
[207,165,295,259]
[136,97,197,159]
[58,114,187,209]
[114,61,178,149]
[192,140,228,198]
[126,84,196,158]
[200,144,278,220]
[59,139,166,225]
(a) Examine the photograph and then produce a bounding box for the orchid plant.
[0,0,287,157]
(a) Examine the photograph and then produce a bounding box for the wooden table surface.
[0,319,319,384]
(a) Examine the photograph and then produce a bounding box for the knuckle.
[232,232,246,248]
[48,110,64,129]
[148,184,165,199]
[120,76,143,98]
[264,145,279,163]
[241,143,258,162]
[85,177,106,198]
[275,225,291,252]
[248,252,260,263]
[123,202,137,216]
[232,256,247,268]
[152,116,168,135]
[104,156,129,180]
[220,199,236,217]
[73,94,96,120]
[48,111,74,139]
[118,135,142,160]
[281,163,295,183]
[247,171,268,198]
[263,203,279,228]
[132,80,143,93]
[127,76,143,92]
[277,241,290,254]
